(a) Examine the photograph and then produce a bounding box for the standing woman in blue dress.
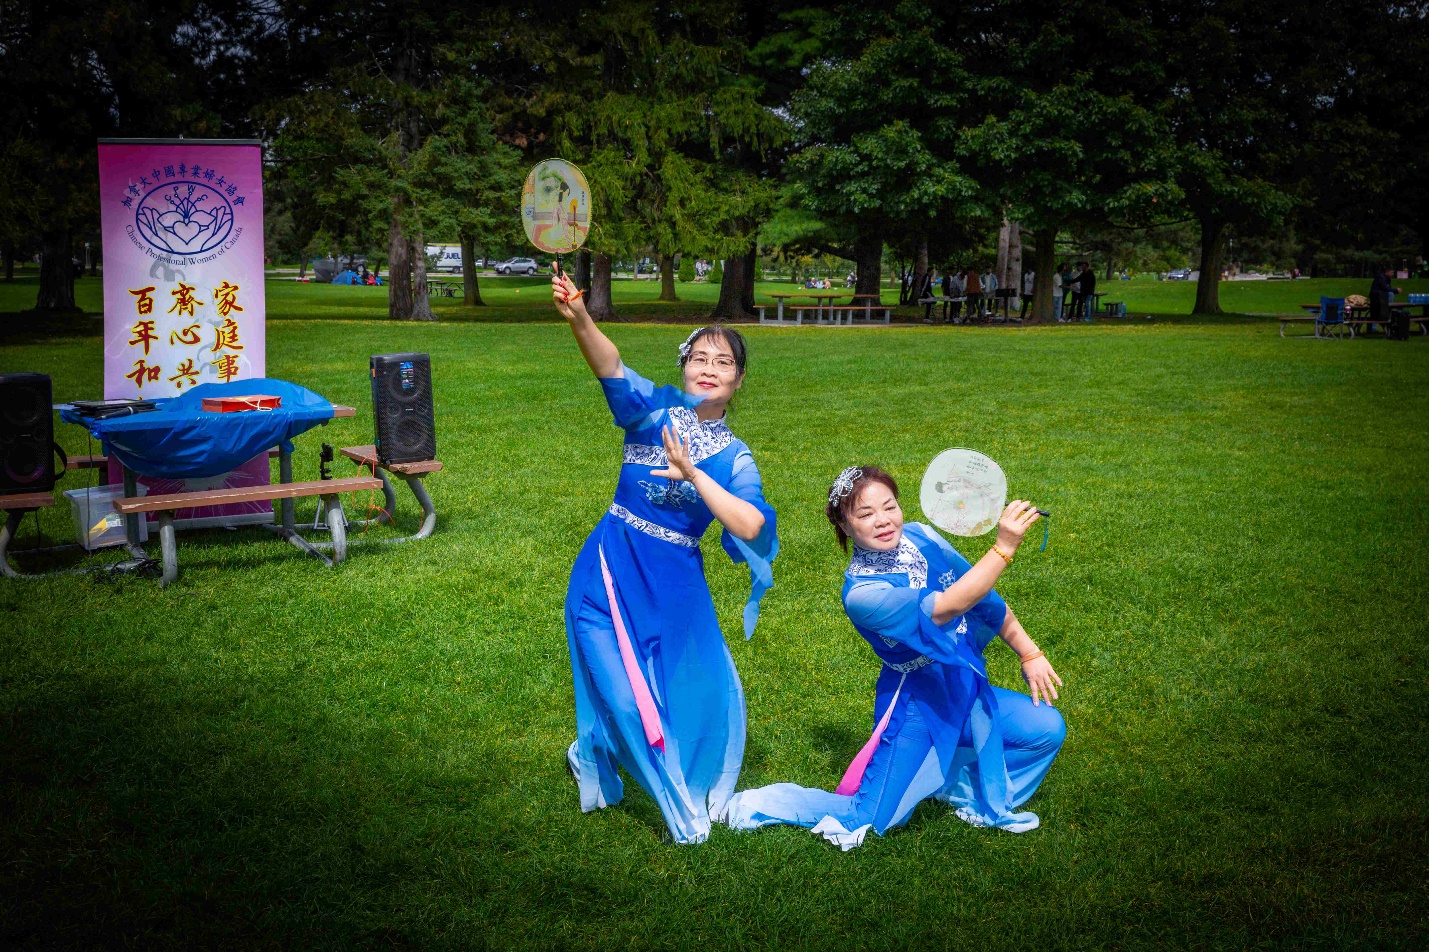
[551,272,778,844]
[726,466,1063,849]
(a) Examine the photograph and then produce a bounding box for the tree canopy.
[3,0,1425,318]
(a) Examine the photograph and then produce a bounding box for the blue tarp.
[61,379,334,479]
[333,270,361,285]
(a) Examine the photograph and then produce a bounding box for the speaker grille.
[370,354,436,465]
[0,372,56,492]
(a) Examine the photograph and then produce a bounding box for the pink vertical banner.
[97,139,271,526]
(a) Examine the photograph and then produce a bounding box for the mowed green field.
[2,266,1425,324]
[2,309,1428,948]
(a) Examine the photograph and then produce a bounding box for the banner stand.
[97,138,271,528]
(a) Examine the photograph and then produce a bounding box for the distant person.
[1074,262,1096,320]
[982,268,999,317]
[1020,270,1035,320]
[964,269,983,318]
[1053,264,1069,322]
[1371,267,1405,339]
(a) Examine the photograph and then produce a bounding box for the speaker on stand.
[0,372,64,493]
[370,353,436,464]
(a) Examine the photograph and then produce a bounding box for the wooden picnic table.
[802,291,848,325]
[921,295,965,322]
[764,292,803,324]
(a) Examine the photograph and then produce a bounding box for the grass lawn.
[3,265,1426,325]
[2,308,1428,947]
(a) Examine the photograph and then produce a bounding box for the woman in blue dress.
[551,272,778,844]
[726,465,1063,849]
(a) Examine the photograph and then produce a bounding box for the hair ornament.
[828,466,864,506]
[677,327,706,365]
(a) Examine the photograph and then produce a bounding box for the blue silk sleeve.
[598,363,701,432]
[912,524,1009,637]
[719,449,779,640]
[843,580,966,665]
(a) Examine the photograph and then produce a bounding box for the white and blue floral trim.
[849,535,928,590]
[622,444,669,467]
[608,504,700,548]
[885,654,935,674]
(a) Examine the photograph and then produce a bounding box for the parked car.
[1166,268,1193,281]
[494,257,539,275]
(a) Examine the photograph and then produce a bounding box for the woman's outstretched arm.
[553,271,621,378]
[928,502,1040,625]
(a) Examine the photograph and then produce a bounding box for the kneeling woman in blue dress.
[551,273,778,844]
[725,465,1063,849]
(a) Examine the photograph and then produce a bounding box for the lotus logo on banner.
[135,182,235,256]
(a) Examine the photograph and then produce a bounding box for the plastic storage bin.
[65,485,148,550]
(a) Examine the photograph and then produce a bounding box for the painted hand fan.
[522,159,591,274]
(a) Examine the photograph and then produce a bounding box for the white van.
[425,244,463,273]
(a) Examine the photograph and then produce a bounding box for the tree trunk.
[1028,226,1057,324]
[1192,218,1227,315]
[658,254,677,301]
[910,235,928,307]
[587,252,617,321]
[460,233,484,306]
[410,233,435,321]
[1008,221,1022,303]
[710,251,754,322]
[35,230,78,311]
[298,258,308,279]
[2,243,13,282]
[387,213,412,321]
[741,244,757,314]
[575,249,592,293]
[854,225,884,298]
[996,217,1011,286]
[1105,257,1115,280]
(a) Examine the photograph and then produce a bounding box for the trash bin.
[65,485,148,550]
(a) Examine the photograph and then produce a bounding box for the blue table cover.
[60,379,335,479]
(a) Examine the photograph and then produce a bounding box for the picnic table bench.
[114,475,383,587]
[338,445,443,542]
[1293,302,1429,338]
[0,492,59,579]
[844,293,891,324]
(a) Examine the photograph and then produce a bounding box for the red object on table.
[201,394,283,413]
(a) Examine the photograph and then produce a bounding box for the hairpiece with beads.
[828,466,864,506]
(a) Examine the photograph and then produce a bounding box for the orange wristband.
[1019,650,1044,664]
[991,545,1013,565]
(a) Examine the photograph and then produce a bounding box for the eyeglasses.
[686,354,737,372]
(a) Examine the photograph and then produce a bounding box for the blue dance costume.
[565,364,778,844]
[727,523,1063,849]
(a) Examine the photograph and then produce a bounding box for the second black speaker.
[370,353,436,464]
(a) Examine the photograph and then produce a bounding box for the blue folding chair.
[1316,296,1346,340]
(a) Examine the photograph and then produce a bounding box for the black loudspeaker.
[370,353,436,464]
[0,372,59,493]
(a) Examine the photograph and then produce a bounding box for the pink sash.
[834,673,907,796]
[598,546,666,752]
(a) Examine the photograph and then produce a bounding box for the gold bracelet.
[991,545,1013,565]
[1020,650,1044,664]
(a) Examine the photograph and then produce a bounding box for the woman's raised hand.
[995,500,1041,553]
[1021,655,1063,706]
[551,270,587,322]
[651,424,700,483]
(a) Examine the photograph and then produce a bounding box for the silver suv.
[494,257,539,275]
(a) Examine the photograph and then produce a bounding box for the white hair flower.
[828,466,864,506]
[677,327,706,365]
